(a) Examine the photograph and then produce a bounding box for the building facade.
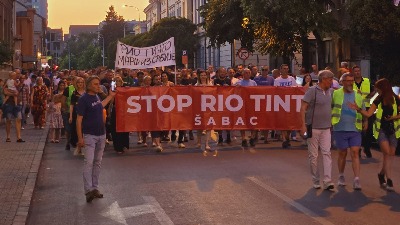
[46,28,63,67]
[144,0,161,31]
[69,25,98,38]
[20,0,47,19]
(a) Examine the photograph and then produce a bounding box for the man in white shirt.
[274,64,297,148]
[274,64,297,87]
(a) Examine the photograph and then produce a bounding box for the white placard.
[115,37,176,69]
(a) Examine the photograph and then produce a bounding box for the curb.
[12,127,49,225]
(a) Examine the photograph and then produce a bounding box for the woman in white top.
[195,70,216,156]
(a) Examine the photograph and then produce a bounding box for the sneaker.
[338,175,346,186]
[323,182,334,190]
[241,140,248,147]
[202,150,208,156]
[249,138,256,147]
[21,126,25,130]
[386,179,394,191]
[85,190,95,203]
[152,142,156,147]
[353,179,362,190]
[378,173,386,188]
[143,143,148,147]
[313,184,321,189]
[137,140,143,144]
[178,143,186,148]
[92,189,104,198]
[212,149,218,157]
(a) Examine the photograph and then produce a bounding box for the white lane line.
[247,177,335,225]
[143,196,174,225]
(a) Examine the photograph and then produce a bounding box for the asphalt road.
[27,133,400,225]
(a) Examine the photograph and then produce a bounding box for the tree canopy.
[100,5,125,68]
[200,0,338,68]
[347,0,400,82]
[0,41,13,65]
[58,33,102,70]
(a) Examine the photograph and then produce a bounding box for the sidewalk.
[0,117,48,225]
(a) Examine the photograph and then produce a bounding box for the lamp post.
[122,5,141,21]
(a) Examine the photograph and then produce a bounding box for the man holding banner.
[236,68,258,147]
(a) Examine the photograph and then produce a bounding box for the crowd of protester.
[2,62,400,194]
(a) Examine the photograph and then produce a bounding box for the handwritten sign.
[115,37,176,69]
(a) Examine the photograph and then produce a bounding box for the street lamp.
[122,5,141,21]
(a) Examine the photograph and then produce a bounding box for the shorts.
[333,131,361,149]
[2,103,22,120]
[377,131,398,147]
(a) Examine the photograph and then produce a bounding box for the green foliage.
[347,0,400,83]
[201,0,338,66]
[148,17,197,67]
[100,5,125,67]
[58,33,102,70]
[0,41,13,65]
[199,0,251,50]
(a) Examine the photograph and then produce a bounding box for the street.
[27,133,400,225]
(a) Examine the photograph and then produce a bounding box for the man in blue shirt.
[76,76,115,203]
[332,73,366,190]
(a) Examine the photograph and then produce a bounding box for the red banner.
[115,86,306,132]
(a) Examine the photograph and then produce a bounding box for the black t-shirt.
[373,96,400,133]
[180,78,195,86]
[43,77,51,89]
[101,78,112,90]
[213,77,231,86]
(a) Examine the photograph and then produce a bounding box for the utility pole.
[68,41,71,70]
[102,36,105,67]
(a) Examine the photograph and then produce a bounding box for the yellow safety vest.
[66,85,75,111]
[332,87,364,131]
[353,78,371,107]
[373,99,400,139]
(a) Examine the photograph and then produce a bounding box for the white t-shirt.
[274,76,298,87]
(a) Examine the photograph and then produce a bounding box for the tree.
[0,41,13,65]
[199,0,254,51]
[347,0,400,83]
[200,0,338,69]
[100,5,125,68]
[58,32,102,70]
[148,17,197,68]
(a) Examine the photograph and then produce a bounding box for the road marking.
[101,196,174,225]
[247,177,335,225]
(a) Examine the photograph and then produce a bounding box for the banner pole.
[175,67,177,85]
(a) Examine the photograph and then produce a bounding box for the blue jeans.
[83,134,106,194]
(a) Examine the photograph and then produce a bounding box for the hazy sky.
[48,0,148,33]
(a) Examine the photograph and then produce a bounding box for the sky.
[48,0,149,33]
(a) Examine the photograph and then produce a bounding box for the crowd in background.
[1,62,399,156]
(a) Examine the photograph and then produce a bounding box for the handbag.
[306,88,317,139]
